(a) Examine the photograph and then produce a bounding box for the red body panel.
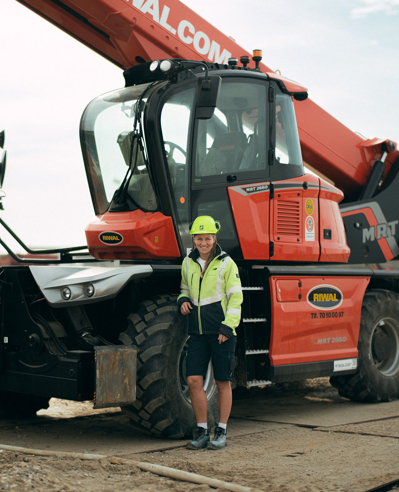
[228,183,270,260]
[341,207,394,262]
[17,0,398,200]
[270,175,320,262]
[229,175,349,263]
[269,276,370,366]
[85,209,180,260]
[319,179,351,263]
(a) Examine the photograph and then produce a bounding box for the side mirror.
[0,131,6,188]
[195,76,221,120]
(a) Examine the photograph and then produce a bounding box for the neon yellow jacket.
[178,245,243,337]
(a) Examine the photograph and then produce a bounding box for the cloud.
[351,0,399,18]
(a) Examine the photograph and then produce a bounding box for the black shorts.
[186,334,237,382]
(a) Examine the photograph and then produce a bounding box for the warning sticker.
[305,216,315,241]
[305,198,314,215]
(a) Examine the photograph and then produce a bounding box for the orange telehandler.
[0,0,399,438]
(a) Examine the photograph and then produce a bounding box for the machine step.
[245,349,269,355]
[246,379,272,387]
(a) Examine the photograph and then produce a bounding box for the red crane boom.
[16,0,398,198]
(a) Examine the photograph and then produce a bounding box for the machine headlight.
[62,287,71,300]
[160,60,173,72]
[149,60,160,72]
[85,284,95,297]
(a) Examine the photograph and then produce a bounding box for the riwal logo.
[99,232,124,245]
[307,285,343,310]
[127,0,232,64]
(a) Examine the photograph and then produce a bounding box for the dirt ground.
[1,379,399,492]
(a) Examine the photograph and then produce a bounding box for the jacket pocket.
[188,307,200,335]
[201,303,224,333]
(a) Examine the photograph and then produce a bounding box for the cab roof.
[123,60,308,101]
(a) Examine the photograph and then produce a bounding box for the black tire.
[330,289,399,402]
[118,295,218,438]
[0,391,49,419]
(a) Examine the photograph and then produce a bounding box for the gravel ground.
[1,379,399,492]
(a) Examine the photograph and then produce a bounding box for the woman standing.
[178,216,243,450]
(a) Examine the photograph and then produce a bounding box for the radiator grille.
[276,200,300,236]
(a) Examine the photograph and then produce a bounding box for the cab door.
[268,88,320,262]
[191,77,271,260]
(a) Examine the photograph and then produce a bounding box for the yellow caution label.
[305,198,314,215]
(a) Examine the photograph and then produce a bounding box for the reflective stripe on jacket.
[177,245,243,336]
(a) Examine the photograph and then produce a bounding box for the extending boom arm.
[17,0,398,198]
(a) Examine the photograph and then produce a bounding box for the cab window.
[194,79,269,182]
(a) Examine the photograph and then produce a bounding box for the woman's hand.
[180,302,193,315]
[218,334,228,344]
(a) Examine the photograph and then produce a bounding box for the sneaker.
[186,427,210,450]
[207,426,227,450]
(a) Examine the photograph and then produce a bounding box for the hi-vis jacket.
[177,245,243,337]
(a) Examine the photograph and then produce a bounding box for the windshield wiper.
[112,83,157,209]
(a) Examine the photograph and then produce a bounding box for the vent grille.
[276,200,300,236]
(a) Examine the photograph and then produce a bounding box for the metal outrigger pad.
[94,345,137,409]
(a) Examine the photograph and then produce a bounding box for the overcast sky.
[0,0,398,252]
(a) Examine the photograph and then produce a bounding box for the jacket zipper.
[194,254,220,336]
[198,266,203,335]
[198,276,203,335]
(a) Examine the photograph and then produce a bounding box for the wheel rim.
[179,337,218,404]
[371,317,399,376]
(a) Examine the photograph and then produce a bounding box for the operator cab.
[82,58,349,263]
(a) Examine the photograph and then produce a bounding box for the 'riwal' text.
[126,0,232,64]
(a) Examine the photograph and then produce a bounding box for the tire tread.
[330,289,399,402]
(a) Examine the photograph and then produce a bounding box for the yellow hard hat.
[190,216,221,235]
